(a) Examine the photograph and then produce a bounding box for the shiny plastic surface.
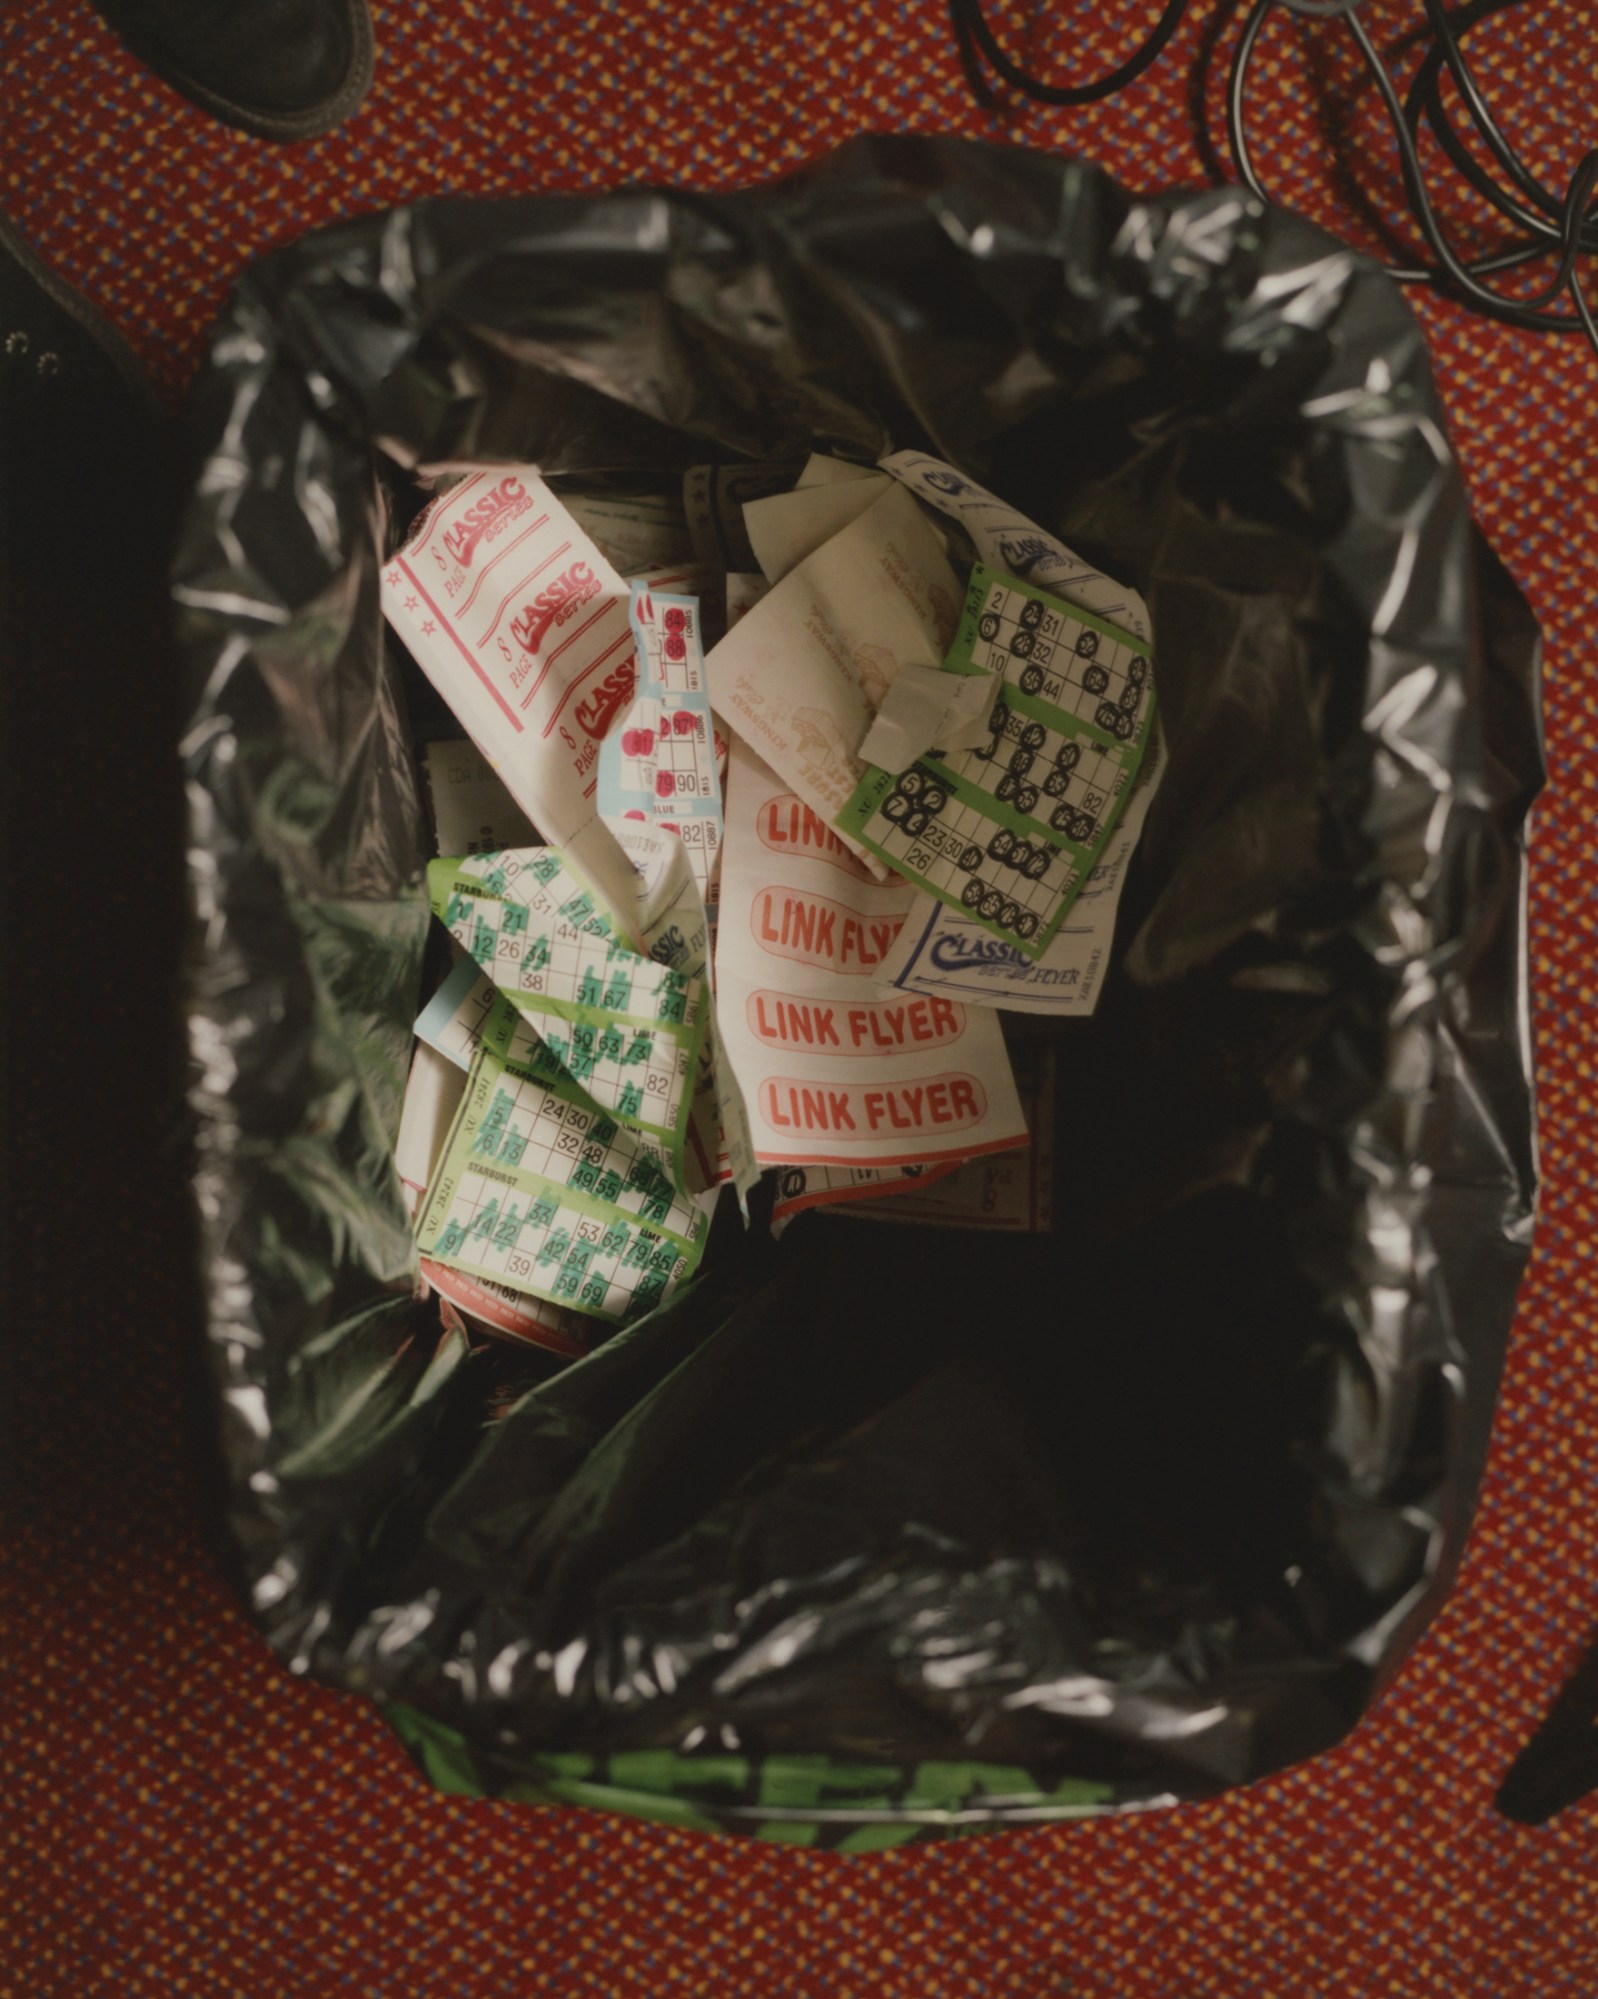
[176,136,1543,1833]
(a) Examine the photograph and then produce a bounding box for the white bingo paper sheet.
[742,472,891,584]
[766,1157,960,1237]
[561,492,693,575]
[703,482,962,871]
[878,450,1152,643]
[421,738,539,856]
[714,739,1028,1170]
[381,470,646,929]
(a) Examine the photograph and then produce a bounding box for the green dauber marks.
[427,851,695,1029]
[473,1007,705,1241]
[836,563,1155,962]
[416,845,715,1323]
[488,1002,680,1148]
[427,847,708,1193]
[415,1041,708,1326]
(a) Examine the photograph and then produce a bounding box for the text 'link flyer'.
[714,737,1027,1170]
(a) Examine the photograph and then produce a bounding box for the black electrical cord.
[948,0,1598,360]
[1229,0,1598,338]
[948,0,1193,105]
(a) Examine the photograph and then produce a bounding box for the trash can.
[176,135,1543,1848]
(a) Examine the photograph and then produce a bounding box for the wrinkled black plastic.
[177,137,1543,1827]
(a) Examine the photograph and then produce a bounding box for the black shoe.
[0,214,195,1564]
[90,0,374,141]
[0,209,167,591]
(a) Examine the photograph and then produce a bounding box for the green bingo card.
[416,1041,709,1325]
[836,565,1155,961]
[427,848,708,1190]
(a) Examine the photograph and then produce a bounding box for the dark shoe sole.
[97,0,375,142]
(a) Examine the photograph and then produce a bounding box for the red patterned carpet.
[5,1,1597,1992]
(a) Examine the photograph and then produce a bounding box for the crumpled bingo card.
[836,564,1156,962]
[426,847,708,1192]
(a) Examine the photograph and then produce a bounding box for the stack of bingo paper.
[699,452,1162,1237]
[380,452,1162,1363]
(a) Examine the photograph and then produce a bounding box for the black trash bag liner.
[177,136,1543,1842]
